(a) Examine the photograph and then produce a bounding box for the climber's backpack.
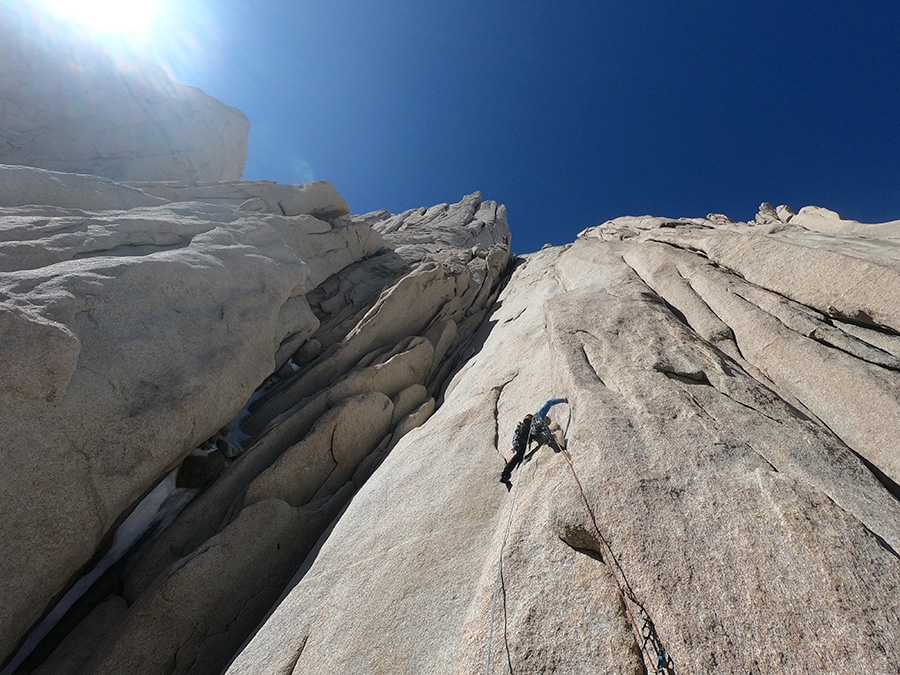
[512,414,533,451]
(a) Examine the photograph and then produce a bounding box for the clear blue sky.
[12,0,900,253]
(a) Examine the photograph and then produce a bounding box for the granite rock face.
[229,204,900,674]
[366,190,510,263]
[0,12,249,182]
[99,193,511,675]
[0,172,384,666]
[0,183,511,674]
[4,167,900,675]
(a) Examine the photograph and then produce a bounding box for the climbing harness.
[486,397,675,674]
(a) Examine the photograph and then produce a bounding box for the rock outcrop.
[0,12,249,182]
[228,204,900,674]
[0,169,382,666]
[0,179,511,674]
[2,117,900,674]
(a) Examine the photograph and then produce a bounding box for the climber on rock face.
[500,414,533,489]
[500,398,567,490]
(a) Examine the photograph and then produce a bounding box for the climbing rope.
[485,423,532,674]
[559,431,675,674]
[486,398,673,674]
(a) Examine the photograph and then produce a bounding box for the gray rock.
[0,185,382,663]
[639,222,900,485]
[775,203,796,222]
[228,211,900,674]
[31,597,128,675]
[98,194,511,674]
[0,165,166,211]
[365,191,511,262]
[26,177,900,674]
[121,336,436,604]
[243,393,393,508]
[81,493,349,675]
[386,397,436,450]
[243,259,486,435]
[389,384,430,427]
[127,179,350,217]
[755,201,780,224]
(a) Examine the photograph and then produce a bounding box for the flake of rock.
[775,203,796,222]
[243,393,393,508]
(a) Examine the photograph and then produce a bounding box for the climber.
[500,414,532,489]
[529,397,567,454]
[500,398,567,490]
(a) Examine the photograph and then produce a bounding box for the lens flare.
[38,0,167,36]
[22,0,228,88]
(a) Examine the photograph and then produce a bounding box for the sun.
[27,0,218,90]
[38,0,167,37]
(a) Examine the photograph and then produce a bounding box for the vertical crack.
[490,373,518,456]
[282,635,309,675]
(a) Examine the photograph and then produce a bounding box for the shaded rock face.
[229,207,900,674]
[0,12,249,182]
[0,180,511,674]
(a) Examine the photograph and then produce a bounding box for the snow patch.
[1,471,179,675]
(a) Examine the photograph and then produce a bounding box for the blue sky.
[12,0,900,253]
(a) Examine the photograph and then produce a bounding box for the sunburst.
[37,0,168,37]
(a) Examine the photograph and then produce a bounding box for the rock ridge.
[0,179,511,674]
